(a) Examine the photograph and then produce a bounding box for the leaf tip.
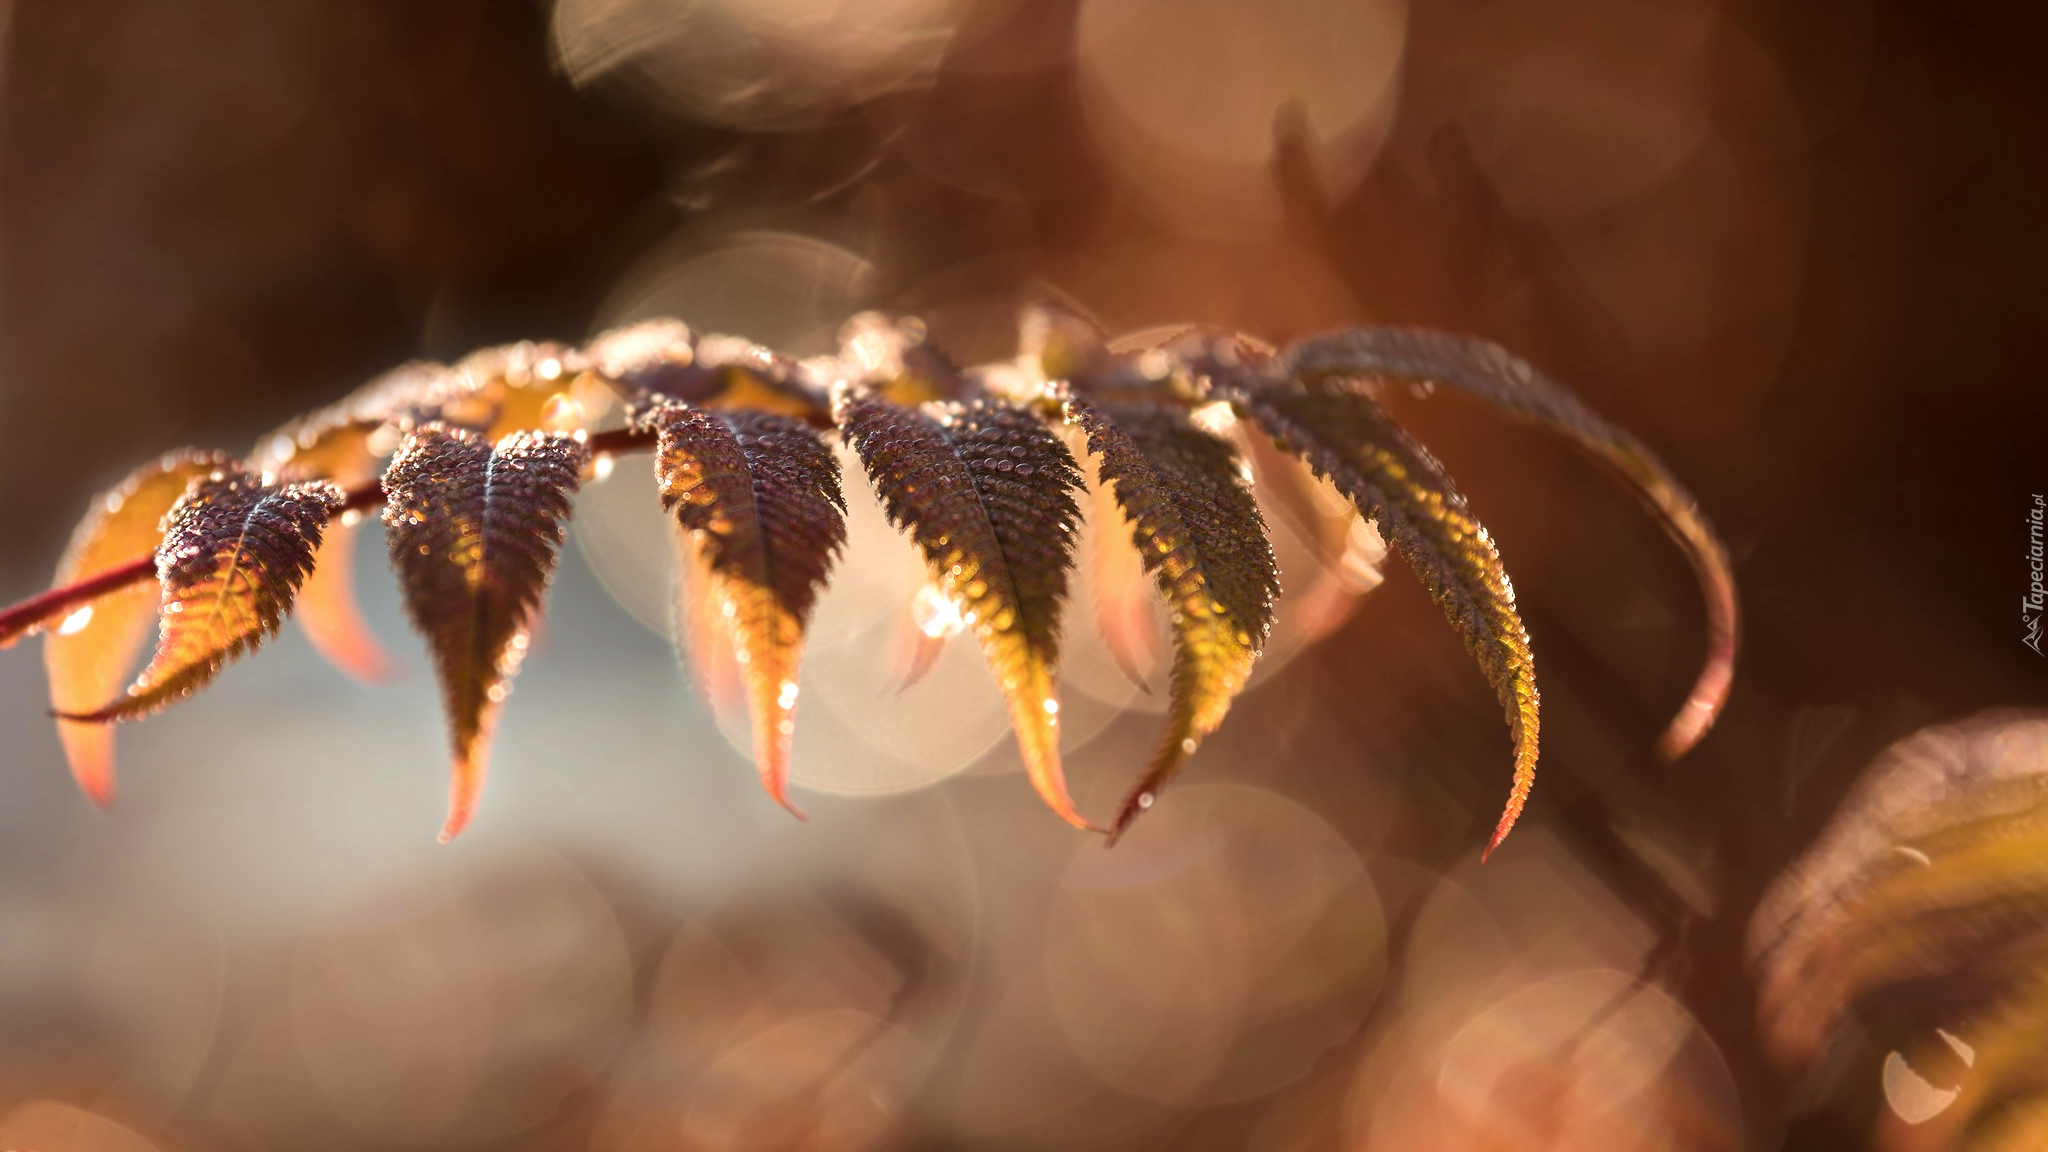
[1655,644,1735,761]
[753,721,807,821]
[440,743,489,843]
[1009,694,1106,834]
[1481,780,1531,863]
[1105,788,1156,846]
[58,723,117,807]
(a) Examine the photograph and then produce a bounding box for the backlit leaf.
[448,340,589,438]
[1018,301,1112,385]
[382,425,587,841]
[293,516,394,684]
[44,450,227,804]
[1748,712,2048,1149]
[636,399,847,814]
[588,319,824,420]
[1284,327,1737,760]
[1085,468,1165,693]
[839,312,964,406]
[1218,364,1539,858]
[58,464,344,724]
[266,360,450,455]
[1066,396,1278,841]
[253,420,393,684]
[836,391,1093,829]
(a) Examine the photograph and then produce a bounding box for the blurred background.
[0,0,2042,1148]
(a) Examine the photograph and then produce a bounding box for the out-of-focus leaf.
[840,312,964,406]
[584,318,694,403]
[58,464,344,724]
[1751,713,2048,1060]
[275,343,589,451]
[1085,469,1164,693]
[449,340,588,438]
[382,426,587,841]
[1284,327,1737,761]
[1018,301,1112,385]
[836,391,1093,830]
[292,518,394,685]
[1748,712,2048,1149]
[253,419,394,684]
[588,319,825,420]
[1217,364,1539,858]
[44,450,227,804]
[1066,396,1278,841]
[635,399,847,814]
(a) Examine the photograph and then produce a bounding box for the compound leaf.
[837,391,1093,829]
[382,426,586,841]
[636,399,847,814]
[1220,367,1539,858]
[1284,327,1737,760]
[58,464,344,724]
[1066,396,1278,841]
[45,450,228,803]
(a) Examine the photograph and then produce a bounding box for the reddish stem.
[0,557,158,648]
[0,425,654,649]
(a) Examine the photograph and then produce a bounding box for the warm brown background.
[0,1,2043,1149]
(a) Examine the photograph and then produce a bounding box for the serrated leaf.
[636,399,848,814]
[1219,368,1539,858]
[382,425,586,841]
[1284,327,1737,760]
[58,464,344,724]
[44,450,228,803]
[1066,397,1278,840]
[836,391,1094,830]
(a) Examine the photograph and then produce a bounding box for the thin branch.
[0,425,654,649]
[0,556,157,649]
